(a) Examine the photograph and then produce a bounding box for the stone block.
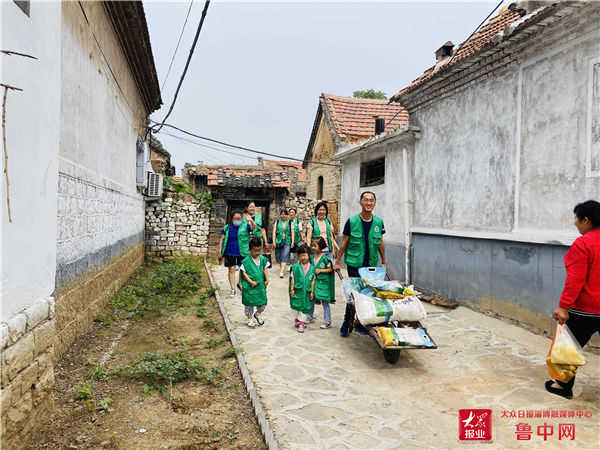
[1,385,12,412]
[47,297,55,319]
[7,390,32,427]
[24,300,49,332]
[3,333,34,381]
[19,361,38,393]
[33,321,55,357]
[1,323,8,349]
[36,350,52,375]
[6,314,26,345]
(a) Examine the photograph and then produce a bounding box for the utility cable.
[153,0,194,111]
[152,122,341,167]
[153,0,210,133]
[355,0,505,152]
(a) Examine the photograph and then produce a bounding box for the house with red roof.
[303,93,407,229]
[334,1,599,339]
[182,158,308,255]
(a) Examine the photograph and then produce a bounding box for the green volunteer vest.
[311,254,335,303]
[289,263,314,313]
[344,214,383,268]
[275,219,292,245]
[251,213,263,239]
[221,220,251,258]
[241,255,268,307]
[310,217,332,250]
[291,218,302,244]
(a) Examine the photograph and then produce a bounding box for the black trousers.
[343,266,360,323]
[556,312,600,389]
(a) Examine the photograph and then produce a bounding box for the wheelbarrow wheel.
[383,349,401,364]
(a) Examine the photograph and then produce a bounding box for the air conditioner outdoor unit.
[147,172,163,198]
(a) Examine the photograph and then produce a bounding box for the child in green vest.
[308,237,335,329]
[240,237,270,328]
[289,244,315,333]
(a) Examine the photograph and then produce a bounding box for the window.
[13,1,30,16]
[317,176,324,199]
[360,157,385,187]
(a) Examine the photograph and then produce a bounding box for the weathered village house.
[149,134,176,176]
[182,159,309,256]
[334,1,600,340]
[303,93,407,229]
[1,1,161,444]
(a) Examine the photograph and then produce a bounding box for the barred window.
[360,157,385,187]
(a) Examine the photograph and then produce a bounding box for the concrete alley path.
[210,263,600,449]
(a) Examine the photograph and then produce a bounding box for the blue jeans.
[275,240,291,263]
[307,299,331,323]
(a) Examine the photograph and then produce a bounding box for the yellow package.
[376,327,396,346]
[378,291,406,299]
[550,342,587,366]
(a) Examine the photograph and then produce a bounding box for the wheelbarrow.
[337,269,437,364]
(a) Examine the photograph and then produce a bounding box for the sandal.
[545,380,573,399]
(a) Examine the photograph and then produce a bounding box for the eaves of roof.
[331,125,420,162]
[390,1,584,109]
[102,1,162,115]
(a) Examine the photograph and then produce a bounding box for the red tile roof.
[263,159,307,183]
[390,6,524,102]
[322,94,408,141]
[201,164,294,188]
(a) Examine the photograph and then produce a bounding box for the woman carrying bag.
[545,200,600,399]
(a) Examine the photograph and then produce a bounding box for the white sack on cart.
[353,292,427,325]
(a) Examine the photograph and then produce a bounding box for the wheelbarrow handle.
[335,269,344,280]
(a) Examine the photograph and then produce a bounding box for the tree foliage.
[353,89,387,100]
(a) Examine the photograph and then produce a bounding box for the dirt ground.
[25,262,266,450]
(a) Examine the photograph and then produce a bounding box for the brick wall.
[1,298,56,448]
[145,198,211,260]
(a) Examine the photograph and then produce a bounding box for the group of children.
[239,236,335,332]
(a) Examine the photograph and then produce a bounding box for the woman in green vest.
[272,209,294,278]
[289,244,314,333]
[288,208,304,265]
[305,201,338,263]
[240,237,270,328]
[218,211,257,297]
[308,236,335,329]
[246,201,269,250]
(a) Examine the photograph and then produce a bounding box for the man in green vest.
[333,191,387,337]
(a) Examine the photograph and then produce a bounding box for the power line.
[153,0,210,132]
[355,0,506,152]
[153,0,195,111]
[162,131,255,163]
[152,122,341,167]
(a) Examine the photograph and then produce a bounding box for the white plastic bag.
[550,324,587,366]
[354,292,427,325]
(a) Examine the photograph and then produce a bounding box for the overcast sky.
[145,1,506,174]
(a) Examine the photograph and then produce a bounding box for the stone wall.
[145,198,211,260]
[284,197,340,236]
[1,298,56,448]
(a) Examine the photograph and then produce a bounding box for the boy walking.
[240,237,270,327]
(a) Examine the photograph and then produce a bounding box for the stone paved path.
[211,263,600,449]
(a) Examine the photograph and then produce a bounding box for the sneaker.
[229,289,236,297]
[355,323,369,335]
[279,273,284,278]
[294,318,300,328]
[254,311,264,326]
[339,321,350,337]
[247,318,256,328]
[306,317,316,324]
[298,323,305,333]
[320,322,332,329]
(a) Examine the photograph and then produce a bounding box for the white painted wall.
[1,1,61,318]
[56,2,146,282]
[410,26,600,238]
[340,139,411,246]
